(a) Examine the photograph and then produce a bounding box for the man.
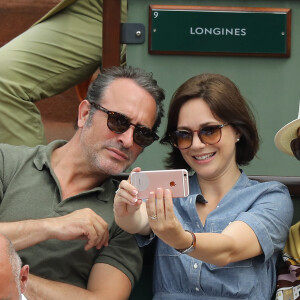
[0,0,127,146]
[0,234,29,300]
[0,66,165,299]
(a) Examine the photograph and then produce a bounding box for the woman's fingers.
[155,188,165,220]
[116,180,138,204]
[146,191,157,222]
[128,167,141,184]
[163,189,174,220]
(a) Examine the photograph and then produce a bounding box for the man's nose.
[117,126,135,148]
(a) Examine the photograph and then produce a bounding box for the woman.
[114,73,293,299]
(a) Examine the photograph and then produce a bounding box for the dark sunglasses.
[167,123,228,150]
[290,136,300,160]
[89,102,158,147]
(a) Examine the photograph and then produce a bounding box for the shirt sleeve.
[0,147,4,202]
[236,181,293,261]
[135,232,156,247]
[95,222,143,287]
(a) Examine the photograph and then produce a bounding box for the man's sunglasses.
[89,102,159,147]
[167,123,228,150]
[290,137,300,161]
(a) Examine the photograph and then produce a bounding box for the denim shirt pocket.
[208,216,253,269]
[155,235,202,294]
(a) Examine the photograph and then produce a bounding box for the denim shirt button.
[193,263,198,269]
[195,287,200,292]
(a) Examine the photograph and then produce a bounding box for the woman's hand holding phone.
[113,167,142,217]
[113,167,152,235]
[114,168,188,240]
[146,188,188,250]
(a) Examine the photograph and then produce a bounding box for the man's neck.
[50,138,109,200]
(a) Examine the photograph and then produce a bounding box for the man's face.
[78,78,157,175]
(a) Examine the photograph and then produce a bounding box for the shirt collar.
[33,140,67,171]
[33,140,115,201]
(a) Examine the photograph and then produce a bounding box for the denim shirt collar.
[188,170,249,200]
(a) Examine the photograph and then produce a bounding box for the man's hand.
[0,208,109,251]
[49,208,109,251]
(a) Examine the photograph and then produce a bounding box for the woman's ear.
[235,130,241,142]
[77,100,91,128]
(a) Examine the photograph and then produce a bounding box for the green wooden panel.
[150,7,288,55]
[126,0,300,176]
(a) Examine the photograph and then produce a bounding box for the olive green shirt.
[0,141,142,288]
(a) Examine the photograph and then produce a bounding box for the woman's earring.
[236,138,240,142]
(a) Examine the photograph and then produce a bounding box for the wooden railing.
[102,0,122,68]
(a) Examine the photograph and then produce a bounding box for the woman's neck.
[197,166,241,203]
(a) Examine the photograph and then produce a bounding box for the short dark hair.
[1,234,22,292]
[160,73,260,170]
[85,66,165,133]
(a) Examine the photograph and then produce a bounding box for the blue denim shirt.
[136,172,293,300]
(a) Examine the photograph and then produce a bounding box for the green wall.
[126,0,300,176]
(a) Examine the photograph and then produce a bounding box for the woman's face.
[177,98,240,181]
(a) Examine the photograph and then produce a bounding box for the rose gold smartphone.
[130,169,189,199]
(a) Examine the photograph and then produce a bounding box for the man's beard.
[86,140,133,176]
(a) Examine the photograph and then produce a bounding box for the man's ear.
[77,100,91,128]
[20,265,29,294]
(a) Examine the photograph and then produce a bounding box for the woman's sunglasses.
[167,123,228,150]
[89,102,158,147]
[290,137,300,160]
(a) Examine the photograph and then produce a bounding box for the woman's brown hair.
[160,73,260,170]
